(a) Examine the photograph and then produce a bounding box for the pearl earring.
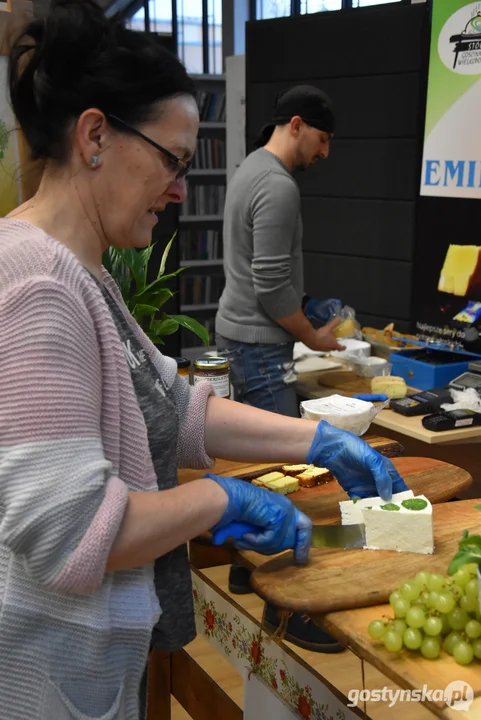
[91,154,101,168]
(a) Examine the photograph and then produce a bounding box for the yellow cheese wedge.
[438,244,481,297]
[371,376,407,399]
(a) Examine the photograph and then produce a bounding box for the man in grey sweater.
[216,87,347,653]
[216,85,342,418]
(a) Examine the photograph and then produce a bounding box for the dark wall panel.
[357,314,412,334]
[304,254,412,320]
[301,198,415,261]
[294,139,419,200]
[247,73,421,141]
[246,3,429,330]
[246,5,426,83]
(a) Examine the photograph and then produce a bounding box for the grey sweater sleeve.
[250,170,301,320]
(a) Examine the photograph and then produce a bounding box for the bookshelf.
[180,74,226,357]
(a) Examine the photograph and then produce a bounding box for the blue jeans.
[215,334,300,417]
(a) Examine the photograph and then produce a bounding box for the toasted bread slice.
[296,466,333,487]
[297,473,316,488]
[282,463,310,476]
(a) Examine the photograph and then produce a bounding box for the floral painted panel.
[192,571,361,720]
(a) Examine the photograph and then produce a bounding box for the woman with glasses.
[0,2,407,718]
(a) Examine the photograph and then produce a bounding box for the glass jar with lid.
[193,357,230,398]
[174,357,191,381]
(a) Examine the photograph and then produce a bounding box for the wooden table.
[150,454,475,720]
[227,459,478,719]
[296,368,481,498]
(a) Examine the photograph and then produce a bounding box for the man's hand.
[275,308,345,351]
[304,318,345,352]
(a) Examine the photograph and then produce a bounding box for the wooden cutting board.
[239,456,472,526]
[249,498,481,615]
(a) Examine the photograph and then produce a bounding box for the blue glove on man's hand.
[307,420,408,501]
[206,473,312,565]
[304,297,343,325]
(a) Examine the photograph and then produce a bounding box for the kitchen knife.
[212,521,366,549]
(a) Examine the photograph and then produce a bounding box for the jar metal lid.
[194,357,230,371]
[174,357,191,369]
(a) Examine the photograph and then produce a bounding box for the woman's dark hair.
[9,0,195,162]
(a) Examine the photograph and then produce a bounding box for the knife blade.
[212,521,366,549]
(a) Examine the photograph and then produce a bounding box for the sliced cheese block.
[438,244,481,297]
[362,495,434,554]
[263,476,299,494]
[371,375,407,399]
[340,490,414,526]
[251,478,267,487]
[256,471,285,484]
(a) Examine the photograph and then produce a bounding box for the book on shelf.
[180,185,226,216]
[180,230,223,261]
[179,273,225,306]
[192,138,226,170]
[195,90,226,123]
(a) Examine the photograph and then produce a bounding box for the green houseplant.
[102,232,210,348]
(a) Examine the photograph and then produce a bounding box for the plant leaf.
[133,288,174,309]
[146,331,165,345]
[131,304,158,320]
[158,231,177,278]
[151,317,179,336]
[140,242,156,286]
[168,314,210,346]
[120,248,145,288]
[135,270,184,297]
[447,530,481,574]
[104,247,133,302]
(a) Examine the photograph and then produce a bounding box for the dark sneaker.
[263,603,345,653]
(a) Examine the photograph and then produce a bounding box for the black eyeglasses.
[107,114,192,180]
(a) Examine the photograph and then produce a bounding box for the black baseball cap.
[255,85,335,147]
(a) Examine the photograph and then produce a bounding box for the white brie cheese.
[340,490,414,526]
[362,494,434,554]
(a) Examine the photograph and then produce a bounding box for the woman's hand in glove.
[206,473,312,564]
[307,420,408,501]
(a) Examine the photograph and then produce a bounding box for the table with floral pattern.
[192,569,362,720]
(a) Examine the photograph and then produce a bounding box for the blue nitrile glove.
[304,297,343,325]
[206,473,312,565]
[307,420,408,501]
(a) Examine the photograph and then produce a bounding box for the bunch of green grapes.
[367,564,480,665]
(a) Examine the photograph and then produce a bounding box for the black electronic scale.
[390,361,481,417]
[422,408,481,432]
